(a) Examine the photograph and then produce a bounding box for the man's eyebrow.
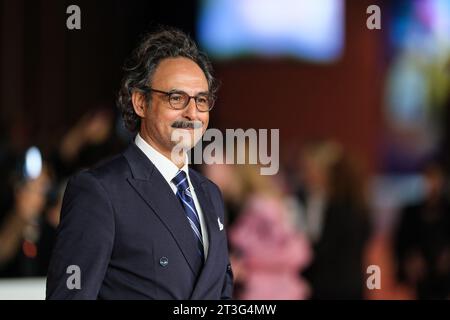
[167,88,184,93]
[169,89,210,95]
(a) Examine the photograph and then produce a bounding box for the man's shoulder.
[71,151,131,185]
[92,153,130,177]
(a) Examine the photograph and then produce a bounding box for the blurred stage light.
[197,0,344,62]
[24,146,42,180]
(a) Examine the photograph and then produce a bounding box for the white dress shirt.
[135,133,209,259]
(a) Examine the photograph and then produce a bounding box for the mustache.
[171,120,203,129]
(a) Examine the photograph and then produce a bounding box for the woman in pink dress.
[228,165,312,300]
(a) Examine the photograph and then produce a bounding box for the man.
[46,28,234,299]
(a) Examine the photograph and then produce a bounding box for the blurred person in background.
[51,106,127,181]
[224,163,312,300]
[0,116,32,222]
[296,139,371,299]
[0,162,58,277]
[202,163,249,229]
[0,115,63,277]
[202,162,247,296]
[0,105,125,278]
[394,161,450,299]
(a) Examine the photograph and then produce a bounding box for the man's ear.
[131,91,148,118]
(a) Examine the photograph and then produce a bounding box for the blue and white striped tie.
[172,170,205,262]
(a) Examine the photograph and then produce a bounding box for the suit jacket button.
[159,257,169,267]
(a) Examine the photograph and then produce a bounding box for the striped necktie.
[172,170,205,262]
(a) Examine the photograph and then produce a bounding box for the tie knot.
[172,170,189,192]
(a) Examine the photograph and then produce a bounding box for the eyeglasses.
[144,88,215,112]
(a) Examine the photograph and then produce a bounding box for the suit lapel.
[123,144,203,276]
[189,171,223,299]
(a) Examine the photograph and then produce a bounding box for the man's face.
[135,57,210,160]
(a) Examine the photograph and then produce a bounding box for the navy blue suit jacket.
[46,143,233,299]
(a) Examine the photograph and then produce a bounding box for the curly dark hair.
[117,27,218,132]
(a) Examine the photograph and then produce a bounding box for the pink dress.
[229,194,312,300]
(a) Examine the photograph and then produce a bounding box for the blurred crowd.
[0,108,129,278]
[203,140,372,299]
[203,139,449,300]
[0,109,449,300]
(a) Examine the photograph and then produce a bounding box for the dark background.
[0,0,385,174]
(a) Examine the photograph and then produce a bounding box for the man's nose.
[182,97,198,120]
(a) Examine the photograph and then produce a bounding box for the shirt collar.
[134,133,192,188]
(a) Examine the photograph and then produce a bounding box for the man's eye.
[196,96,208,104]
[170,94,184,102]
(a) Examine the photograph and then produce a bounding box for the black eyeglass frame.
[143,87,215,112]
